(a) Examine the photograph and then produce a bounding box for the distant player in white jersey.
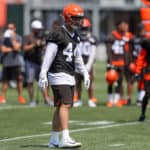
[73,18,97,107]
[38,3,90,148]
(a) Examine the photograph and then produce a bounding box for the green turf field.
[0,60,150,150]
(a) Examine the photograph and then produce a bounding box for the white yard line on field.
[42,120,115,126]
[0,105,31,110]
[108,143,125,147]
[0,121,143,143]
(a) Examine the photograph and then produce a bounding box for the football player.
[135,38,150,121]
[105,21,133,107]
[73,18,97,107]
[38,3,90,148]
[130,23,146,106]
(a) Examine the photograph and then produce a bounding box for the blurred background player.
[0,29,3,51]
[23,20,52,107]
[0,29,4,67]
[130,23,146,106]
[123,22,134,105]
[73,18,97,107]
[0,23,26,104]
[105,20,132,107]
[134,38,150,121]
[38,3,90,148]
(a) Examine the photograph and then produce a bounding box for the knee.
[17,75,23,82]
[145,92,150,98]
[143,92,150,102]
[61,103,71,109]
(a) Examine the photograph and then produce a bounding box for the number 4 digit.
[63,43,73,62]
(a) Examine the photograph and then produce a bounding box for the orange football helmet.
[80,18,91,37]
[142,0,150,7]
[105,69,118,85]
[82,18,91,28]
[63,3,84,29]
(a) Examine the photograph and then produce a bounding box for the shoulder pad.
[46,27,66,45]
[89,36,97,45]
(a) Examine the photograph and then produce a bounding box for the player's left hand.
[85,64,91,72]
[38,71,48,89]
[84,73,90,89]
[38,77,48,90]
[38,78,48,89]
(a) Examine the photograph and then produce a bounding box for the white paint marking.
[0,105,31,110]
[42,120,80,125]
[109,143,125,147]
[0,121,142,143]
[43,121,52,125]
[77,121,114,126]
[43,120,114,126]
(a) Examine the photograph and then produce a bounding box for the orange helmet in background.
[80,18,91,37]
[63,3,84,24]
[82,18,91,28]
[105,69,119,85]
[142,0,150,7]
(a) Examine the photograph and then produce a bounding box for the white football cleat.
[29,101,37,107]
[59,137,82,148]
[73,100,83,107]
[88,100,96,107]
[48,139,59,148]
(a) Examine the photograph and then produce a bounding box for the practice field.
[0,60,150,150]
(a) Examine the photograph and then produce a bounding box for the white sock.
[108,94,113,102]
[77,99,82,102]
[139,90,145,101]
[114,93,120,103]
[62,129,70,140]
[50,131,60,143]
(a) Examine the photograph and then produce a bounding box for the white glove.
[38,71,48,90]
[85,64,90,72]
[84,72,90,89]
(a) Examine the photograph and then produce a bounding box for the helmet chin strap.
[81,31,88,36]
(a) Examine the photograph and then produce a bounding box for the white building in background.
[23,0,143,41]
[20,0,143,60]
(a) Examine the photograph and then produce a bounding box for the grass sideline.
[0,60,150,150]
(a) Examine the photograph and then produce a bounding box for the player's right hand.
[84,72,90,89]
[38,76,48,90]
[106,64,115,70]
[134,73,141,81]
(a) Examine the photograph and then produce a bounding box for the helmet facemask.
[80,27,90,37]
[69,16,83,31]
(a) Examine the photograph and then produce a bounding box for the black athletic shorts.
[124,66,134,83]
[51,85,74,107]
[144,80,150,94]
[2,66,22,81]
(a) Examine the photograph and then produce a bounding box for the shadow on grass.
[20,144,81,149]
[20,144,48,148]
